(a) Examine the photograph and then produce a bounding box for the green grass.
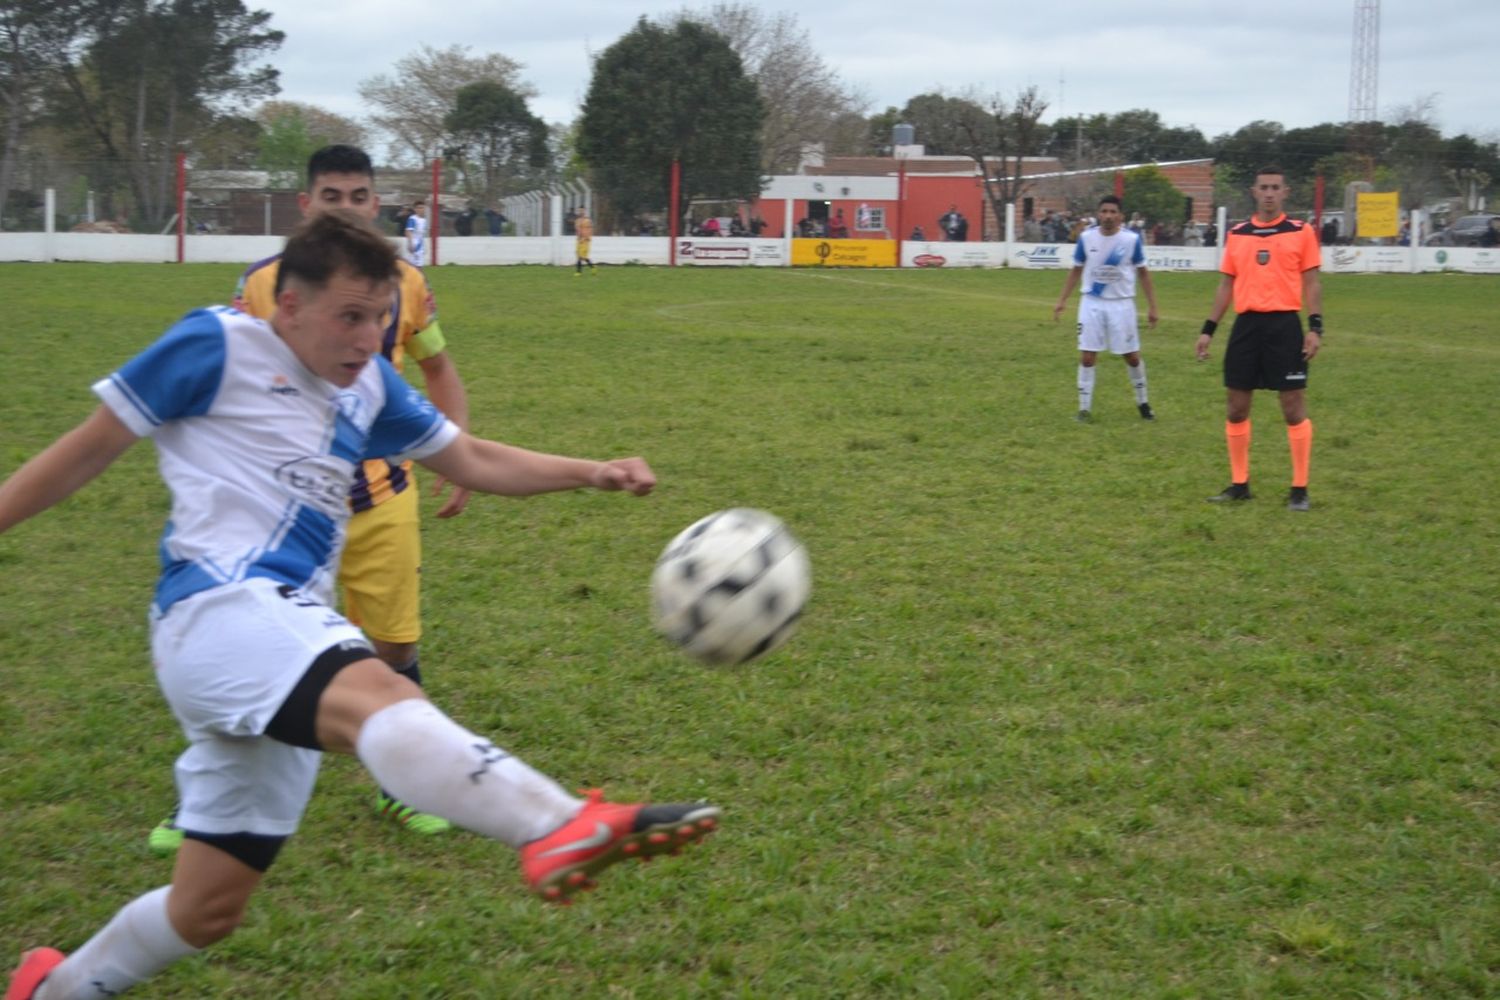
[1,262,1497,998]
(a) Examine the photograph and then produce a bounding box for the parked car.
[1423,213,1500,247]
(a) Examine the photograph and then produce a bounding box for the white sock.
[36,887,197,999]
[1127,360,1149,404]
[1077,365,1096,412]
[356,699,581,847]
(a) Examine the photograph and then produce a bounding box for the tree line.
[3,1,1495,231]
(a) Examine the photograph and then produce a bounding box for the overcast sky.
[250,1,1496,145]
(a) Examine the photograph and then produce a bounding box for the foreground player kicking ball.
[0,211,718,999]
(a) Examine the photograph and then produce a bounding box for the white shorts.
[150,578,371,836]
[1077,296,1141,355]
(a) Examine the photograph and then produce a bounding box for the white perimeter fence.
[3,198,1496,274]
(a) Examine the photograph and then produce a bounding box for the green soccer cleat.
[376,794,452,836]
[148,815,185,857]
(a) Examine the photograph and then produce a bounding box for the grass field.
[1,262,1496,998]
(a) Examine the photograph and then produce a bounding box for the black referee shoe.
[1207,483,1252,503]
[1287,487,1310,512]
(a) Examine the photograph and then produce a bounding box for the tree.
[254,100,369,187]
[0,0,91,226]
[358,45,532,166]
[1121,164,1186,229]
[45,0,282,226]
[578,17,762,231]
[1211,120,1286,188]
[442,80,550,203]
[673,4,865,173]
[898,88,1050,240]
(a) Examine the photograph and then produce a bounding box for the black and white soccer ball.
[650,508,811,665]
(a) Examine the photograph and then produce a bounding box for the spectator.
[749,216,767,236]
[454,205,476,237]
[910,224,926,241]
[939,204,965,241]
[827,209,849,239]
[484,207,506,236]
[701,216,722,237]
[1482,217,1500,248]
[1022,216,1042,242]
[1184,220,1203,247]
[1204,221,1218,247]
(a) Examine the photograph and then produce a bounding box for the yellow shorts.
[339,482,421,644]
[576,238,591,258]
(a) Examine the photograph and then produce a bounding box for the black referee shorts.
[1224,311,1308,391]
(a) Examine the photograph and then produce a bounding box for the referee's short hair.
[1254,165,1286,179]
[276,209,400,296]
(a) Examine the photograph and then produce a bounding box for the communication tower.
[1348,0,1380,122]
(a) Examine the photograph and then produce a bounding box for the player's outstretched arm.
[0,406,139,534]
[419,433,656,498]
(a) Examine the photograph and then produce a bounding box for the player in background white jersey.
[0,211,720,1000]
[1051,194,1160,422]
[404,197,428,266]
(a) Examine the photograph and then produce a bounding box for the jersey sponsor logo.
[268,374,300,397]
[1256,249,1271,265]
[276,456,352,517]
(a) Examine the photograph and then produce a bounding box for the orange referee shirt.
[1220,214,1321,314]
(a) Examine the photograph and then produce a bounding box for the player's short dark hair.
[275,209,399,296]
[1098,195,1122,209]
[306,145,374,189]
[1254,165,1286,180]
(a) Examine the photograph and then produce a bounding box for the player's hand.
[1195,333,1213,362]
[1051,302,1065,322]
[431,475,472,519]
[1147,307,1159,328]
[592,457,656,496]
[1302,330,1322,361]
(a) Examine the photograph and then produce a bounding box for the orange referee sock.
[1287,418,1313,488]
[1226,419,1251,485]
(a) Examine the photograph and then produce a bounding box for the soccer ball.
[650,508,811,665]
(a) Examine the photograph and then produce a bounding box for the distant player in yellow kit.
[574,209,595,275]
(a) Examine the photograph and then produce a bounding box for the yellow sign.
[1356,191,1400,238]
[791,239,897,268]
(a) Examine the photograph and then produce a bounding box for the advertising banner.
[902,241,1007,268]
[1356,191,1400,238]
[677,239,786,266]
[791,238,897,267]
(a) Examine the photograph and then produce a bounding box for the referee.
[1196,165,1324,511]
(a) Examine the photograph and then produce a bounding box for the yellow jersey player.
[149,145,471,850]
[574,210,595,275]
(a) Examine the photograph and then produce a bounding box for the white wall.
[3,232,1498,274]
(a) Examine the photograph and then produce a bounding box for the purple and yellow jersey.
[233,256,448,512]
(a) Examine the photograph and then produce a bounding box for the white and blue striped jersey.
[93,306,460,615]
[1073,226,1146,300]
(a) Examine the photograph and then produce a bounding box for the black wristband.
[1308,314,1323,334]
[1201,319,1218,337]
